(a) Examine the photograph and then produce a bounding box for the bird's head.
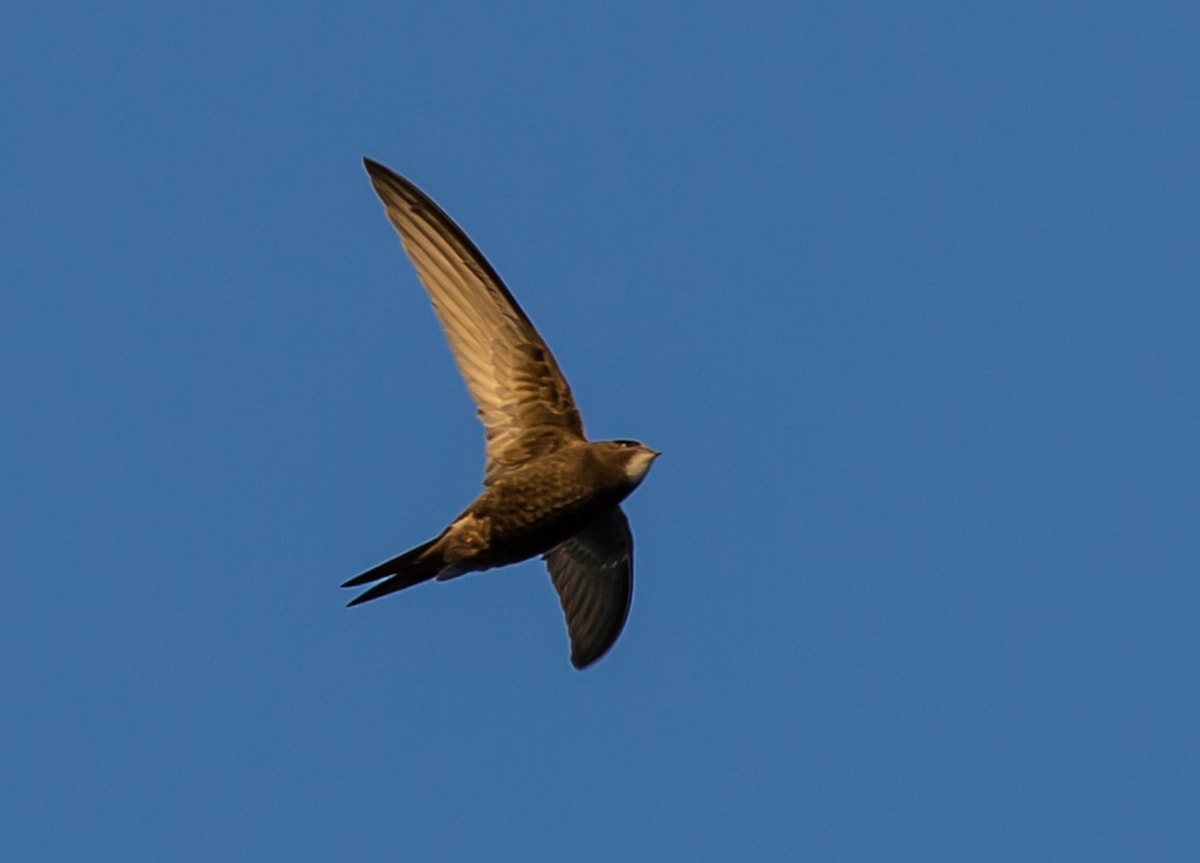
[598,439,660,486]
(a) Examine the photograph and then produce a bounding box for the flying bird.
[345,158,659,669]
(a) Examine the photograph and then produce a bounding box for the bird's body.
[345,159,658,669]
[446,442,651,570]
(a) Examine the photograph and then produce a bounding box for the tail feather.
[343,535,445,606]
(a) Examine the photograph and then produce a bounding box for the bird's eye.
[615,439,639,448]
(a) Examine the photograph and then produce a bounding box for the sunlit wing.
[364,159,586,482]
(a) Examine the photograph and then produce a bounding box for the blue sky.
[3,2,1198,859]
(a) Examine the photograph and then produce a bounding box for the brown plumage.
[345,159,658,669]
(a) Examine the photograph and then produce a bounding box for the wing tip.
[570,651,600,670]
[569,634,620,670]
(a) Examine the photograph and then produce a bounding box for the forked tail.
[342,534,446,606]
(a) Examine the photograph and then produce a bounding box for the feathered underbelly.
[461,456,628,567]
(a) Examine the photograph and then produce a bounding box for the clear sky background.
[3,2,1198,860]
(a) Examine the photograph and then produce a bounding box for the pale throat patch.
[623,450,657,483]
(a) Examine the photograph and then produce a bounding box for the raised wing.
[363,159,586,482]
[544,507,634,669]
